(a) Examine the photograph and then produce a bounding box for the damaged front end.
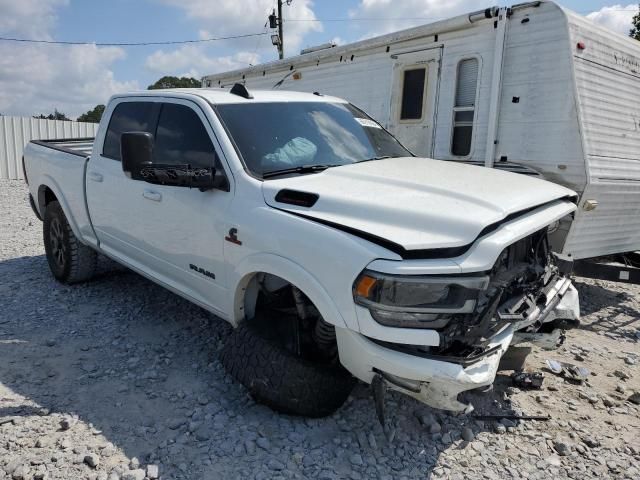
[436,228,579,355]
[345,228,580,414]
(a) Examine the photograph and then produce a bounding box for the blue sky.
[0,0,637,117]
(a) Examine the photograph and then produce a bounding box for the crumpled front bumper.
[336,280,580,412]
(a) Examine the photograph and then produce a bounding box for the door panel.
[388,48,442,157]
[86,98,233,315]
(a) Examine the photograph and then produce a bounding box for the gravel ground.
[1,179,639,480]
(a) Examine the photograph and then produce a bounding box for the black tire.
[43,201,97,284]
[221,323,355,417]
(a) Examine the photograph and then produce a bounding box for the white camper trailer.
[202,1,640,266]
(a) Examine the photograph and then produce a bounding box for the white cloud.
[0,0,68,39]
[586,4,637,35]
[0,43,138,118]
[349,0,487,38]
[157,0,322,56]
[145,46,260,79]
[0,0,136,118]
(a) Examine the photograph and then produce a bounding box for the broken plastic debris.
[545,359,590,381]
[546,359,563,374]
[511,371,544,389]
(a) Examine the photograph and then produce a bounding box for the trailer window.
[400,68,427,120]
[451,58,479,157]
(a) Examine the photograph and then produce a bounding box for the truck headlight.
[353,270,489,328]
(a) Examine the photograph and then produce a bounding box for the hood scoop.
[275,189,319,208]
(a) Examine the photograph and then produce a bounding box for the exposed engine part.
[435,228,565,354]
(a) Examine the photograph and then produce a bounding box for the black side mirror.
[121,131,153,181]
[120,131,228,191]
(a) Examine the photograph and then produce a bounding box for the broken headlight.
[353,270,489,328]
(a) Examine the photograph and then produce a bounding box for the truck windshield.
[215,102,411,178]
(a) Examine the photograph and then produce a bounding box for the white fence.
[0,116,99,180]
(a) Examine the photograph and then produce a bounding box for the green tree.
[77,104,105,123]
[630,3,640,40]
[147,76,201,90]
[33,109,70,121]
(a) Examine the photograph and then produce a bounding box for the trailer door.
[388,48,442,157]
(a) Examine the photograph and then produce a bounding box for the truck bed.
[24,138,96,246]
[31,138,95,158]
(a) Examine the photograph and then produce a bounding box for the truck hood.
[261,157,576,254]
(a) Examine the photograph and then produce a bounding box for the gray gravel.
[1,179,639,479]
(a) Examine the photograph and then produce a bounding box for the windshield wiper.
[262,164,339,179]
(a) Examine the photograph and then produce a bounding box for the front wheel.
[220,321,355,417]
[43,201,97,283]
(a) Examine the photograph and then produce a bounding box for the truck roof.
[111,87,349,105]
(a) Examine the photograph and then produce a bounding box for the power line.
[0,31,270,47]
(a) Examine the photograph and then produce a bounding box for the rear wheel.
[43,201,97,283]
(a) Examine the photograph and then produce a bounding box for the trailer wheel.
[43,201,97,284]
[220,322,355,417]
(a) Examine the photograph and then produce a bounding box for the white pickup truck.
[23,85,580,419]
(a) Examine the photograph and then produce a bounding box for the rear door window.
[153,103,217,168]
[103,101,158,160]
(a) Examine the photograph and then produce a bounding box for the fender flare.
[231,253,348,329]
[37,177,83,240]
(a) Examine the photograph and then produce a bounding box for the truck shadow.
[0,254,522,479]
[572,278,639,338]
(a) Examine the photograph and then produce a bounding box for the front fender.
[230,252,350,330]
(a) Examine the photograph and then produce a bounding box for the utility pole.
[277,0,284,59]
[269,0,291,59]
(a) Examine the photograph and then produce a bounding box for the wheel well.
[38,185,58,213]
[238,272,339,363]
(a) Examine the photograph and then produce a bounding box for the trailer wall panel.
[495,3,587,192]
[567,11,640,183]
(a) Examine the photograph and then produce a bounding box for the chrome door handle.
[142,189,162,202]
[88,171,103,182]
